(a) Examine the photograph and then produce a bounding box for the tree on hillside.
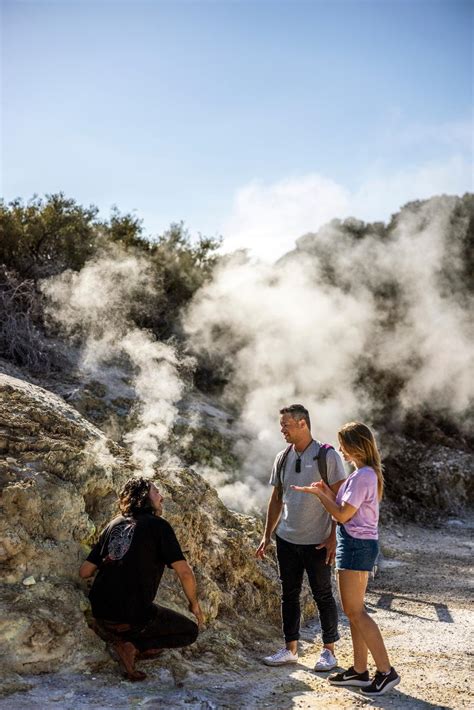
[0,194,100,278]
[144,222,221,338]
[0,193,222,371]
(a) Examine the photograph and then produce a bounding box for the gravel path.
[1,515,472,709]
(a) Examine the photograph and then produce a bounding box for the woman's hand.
[311,479,336,500]
[311,481,332,496]
[291,484,322,497]
[293,480,342,519]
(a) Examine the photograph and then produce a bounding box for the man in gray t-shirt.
[256,404,347,670]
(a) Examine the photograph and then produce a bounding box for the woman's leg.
[338,570,391,673]
[337,570,368,672]
[349,620,368,672]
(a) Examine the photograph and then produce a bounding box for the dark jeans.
[276,534,339,644]
[95,603,199,652]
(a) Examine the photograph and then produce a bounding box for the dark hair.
[279,404,311,430]
[119,477,153,517]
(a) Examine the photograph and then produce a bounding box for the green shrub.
[0,194,100,278]
[0,194,222,373]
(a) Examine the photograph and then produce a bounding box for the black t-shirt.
[87,513,185,624]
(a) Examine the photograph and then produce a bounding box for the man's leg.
[128,604,199,652]
[92,620,146,682]
[276,535,305,653]
[303,545,339,648]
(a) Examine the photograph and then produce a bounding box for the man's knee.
[172,617,198,647]
[310,581,335,603]
[189,620,199,644]
[171,613,199,645]
[308,568,334,599]
[280,571,304,598]
[281,582,303,603]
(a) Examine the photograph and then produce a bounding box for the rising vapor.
[41,248,185,476]
[184,195,474,512]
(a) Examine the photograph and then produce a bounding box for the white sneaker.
[263,647,298,666]
[314,648,337,671]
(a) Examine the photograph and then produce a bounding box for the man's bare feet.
[107,641,147,681]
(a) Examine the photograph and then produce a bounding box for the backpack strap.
[275,441,334,498]
[313,443,334,486]
[275,444,293,500]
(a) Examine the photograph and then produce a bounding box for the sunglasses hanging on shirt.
[294,440,315,473]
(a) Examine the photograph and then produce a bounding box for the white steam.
[222,158,472,260]
[41,250,184,476]
[37,196,472,514]
[185,195,474,512]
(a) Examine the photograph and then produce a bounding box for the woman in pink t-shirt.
[292,422,400,697]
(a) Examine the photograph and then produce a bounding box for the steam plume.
[41,249,184,476]
[184,195,474,512]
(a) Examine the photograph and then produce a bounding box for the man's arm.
[316,520,337,565]
[255,487,283,558]
[171,560,204,627]
[79,561,98,579]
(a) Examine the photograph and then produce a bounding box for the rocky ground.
[1,368,472,709]
[0,373,288,689]
[1,514,472,710]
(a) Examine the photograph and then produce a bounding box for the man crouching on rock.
[79,477,204,681]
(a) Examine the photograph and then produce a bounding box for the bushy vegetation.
[1,194,100,278]
[0,266,66,372]
[135,222,222,338]
[0,193,221,371]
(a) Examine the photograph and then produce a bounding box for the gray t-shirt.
[270,440,347,545]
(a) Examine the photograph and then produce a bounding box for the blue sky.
[2,0,473,257]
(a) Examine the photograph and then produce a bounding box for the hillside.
[0,193,472,706]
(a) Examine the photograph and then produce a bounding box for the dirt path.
[1,515,473,709]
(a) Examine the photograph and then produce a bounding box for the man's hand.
[255,535,271,558]
[79,561,98,579]
[172,560,204,626]
[189,601,204,628]
[316,533,336,565]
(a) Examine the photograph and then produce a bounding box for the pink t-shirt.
[336,466,379,539]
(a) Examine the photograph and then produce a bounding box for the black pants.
[95,603,199,652]
[276,534,339,644]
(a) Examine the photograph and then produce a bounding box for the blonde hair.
[338,422,384,500]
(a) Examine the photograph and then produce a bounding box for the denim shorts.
[335,524,379,571]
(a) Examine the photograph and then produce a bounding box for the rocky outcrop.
[0,373,287,688]
[382,433,474,521]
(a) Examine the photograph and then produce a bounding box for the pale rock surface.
[0,373,298,694]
